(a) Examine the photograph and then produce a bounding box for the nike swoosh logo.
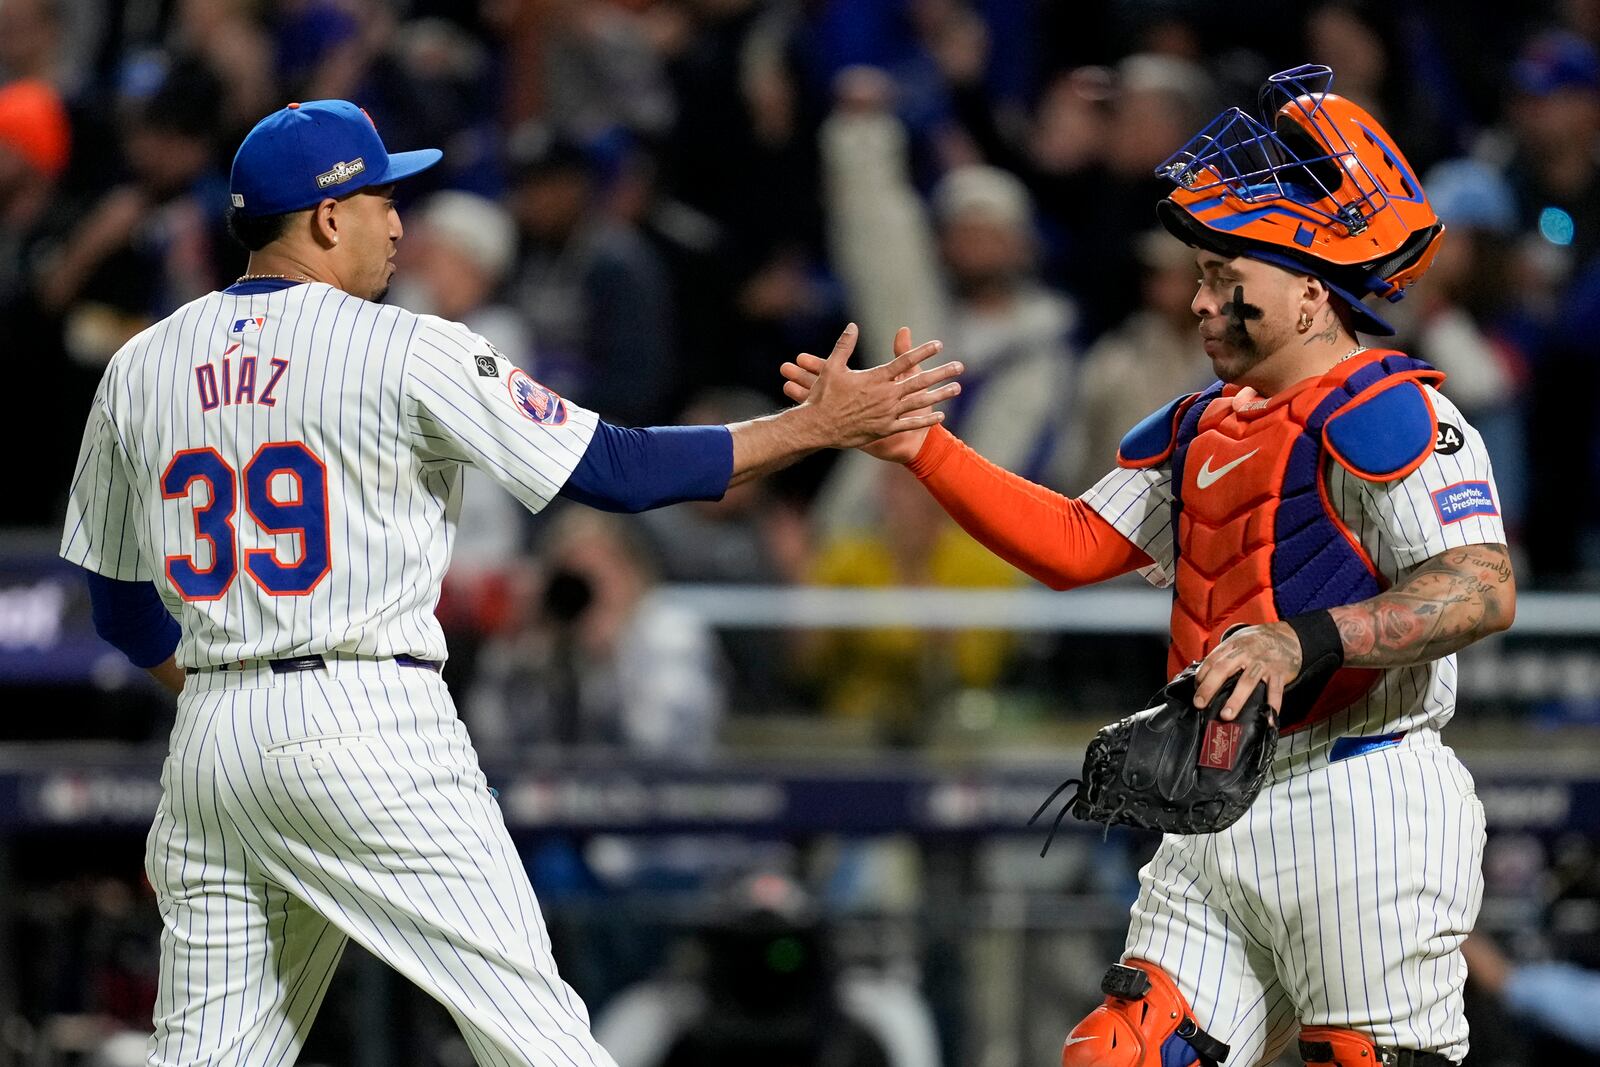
[1062,1036,1098,1047]
[1195,448,1259,489]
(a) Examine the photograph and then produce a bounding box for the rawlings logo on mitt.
[1031,665,1277,851]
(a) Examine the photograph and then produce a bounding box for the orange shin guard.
[1060,959,1229,1066]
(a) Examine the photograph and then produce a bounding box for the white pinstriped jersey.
[60,281,596,668]
[1083,381,1499,1063]
[1082,384,1504,769]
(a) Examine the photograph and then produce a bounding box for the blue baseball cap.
[229,100,442,217]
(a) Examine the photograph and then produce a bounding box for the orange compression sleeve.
[905,426,1153,590]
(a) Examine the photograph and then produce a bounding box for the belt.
[1328,731,1406,763]
[202,653,441,674]
[1300,1039,1454,1067]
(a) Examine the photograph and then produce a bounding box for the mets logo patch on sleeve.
[507,368,568,426]
[1432,481,1498,524]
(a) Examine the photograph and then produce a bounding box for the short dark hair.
[226,206,293,252]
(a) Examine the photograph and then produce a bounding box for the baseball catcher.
[782,62,1514,1067]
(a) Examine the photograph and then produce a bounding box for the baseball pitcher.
[61,99,962,1066]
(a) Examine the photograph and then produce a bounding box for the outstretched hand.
[782,326,953,462]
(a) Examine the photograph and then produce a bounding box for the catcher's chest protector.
[1122,350,1444,732]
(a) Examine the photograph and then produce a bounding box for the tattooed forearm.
[1330,543,1516,667]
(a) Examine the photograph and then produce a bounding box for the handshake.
[774,323,961,465]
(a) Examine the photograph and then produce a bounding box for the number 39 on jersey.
[161,441,330,601]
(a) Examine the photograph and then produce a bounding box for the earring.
[1296,311,1313,333]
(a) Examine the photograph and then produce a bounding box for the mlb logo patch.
[1431,481,1498,524]
[1198,721,1242,771]
[507,368,567,426]
[232,317,267,334]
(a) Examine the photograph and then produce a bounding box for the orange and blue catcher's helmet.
[1155,64,1444,336]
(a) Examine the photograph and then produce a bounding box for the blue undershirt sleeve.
[86,571,181,668]
[557,421,734,513]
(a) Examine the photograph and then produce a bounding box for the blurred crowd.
[9,5,1600,1060]
[4,0,1600,739]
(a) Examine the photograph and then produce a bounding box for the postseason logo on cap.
[316,157,366,189]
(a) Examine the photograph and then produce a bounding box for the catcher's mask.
[1155,64,1443,336]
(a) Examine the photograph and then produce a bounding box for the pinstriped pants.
[1122,729,1485,1066]
[144,658,617,1067]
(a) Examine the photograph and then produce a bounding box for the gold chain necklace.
[235,272,314,284]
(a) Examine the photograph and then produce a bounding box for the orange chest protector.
[1117,350,1445,732]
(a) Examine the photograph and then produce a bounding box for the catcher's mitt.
[1032,665,1276,852]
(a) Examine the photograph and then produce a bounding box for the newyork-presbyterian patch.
[1432,481,1498,524]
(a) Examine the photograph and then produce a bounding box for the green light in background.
[766,936,806,973]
